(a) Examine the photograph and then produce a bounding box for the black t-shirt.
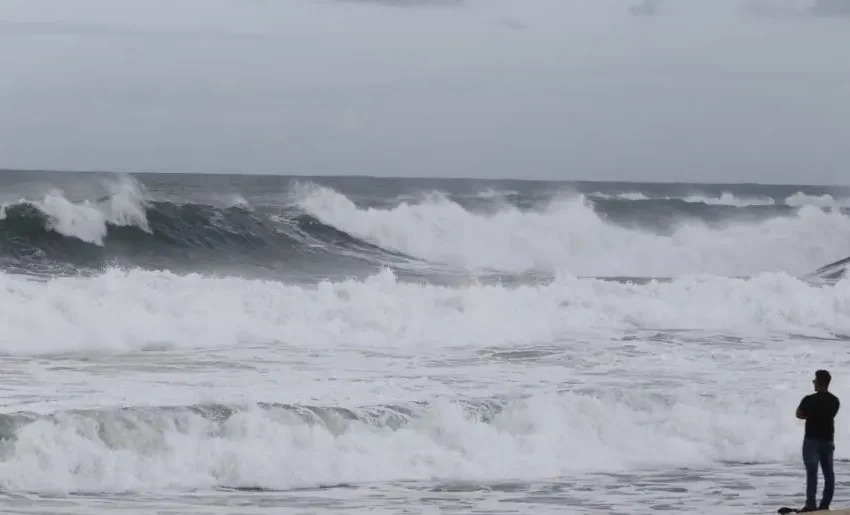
[798,391,840,441]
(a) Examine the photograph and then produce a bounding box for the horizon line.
[0,167,848,189]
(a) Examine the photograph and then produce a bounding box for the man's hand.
[796,408,806,420]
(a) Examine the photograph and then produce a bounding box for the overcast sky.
[0,0,848,184]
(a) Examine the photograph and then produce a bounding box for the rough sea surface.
[2,169,850,514]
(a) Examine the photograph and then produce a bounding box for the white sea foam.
[590,191,850,207]
[2,267,849,357]
[591,191,777,206]
[1,238,848,503]
[296,184,850,277]
[784,191,849,208]
[0,386,831,493]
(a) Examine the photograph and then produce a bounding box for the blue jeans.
[803,437,835,509]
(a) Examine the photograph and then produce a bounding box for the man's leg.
[803,438,819,509]
[819,441,835,510]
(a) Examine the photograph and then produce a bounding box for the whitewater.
[2,171,850,514]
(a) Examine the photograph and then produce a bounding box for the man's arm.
[797,397,809,419]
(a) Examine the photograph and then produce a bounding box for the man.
[796,369,840,512]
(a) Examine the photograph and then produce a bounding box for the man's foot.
[777,506,823,513]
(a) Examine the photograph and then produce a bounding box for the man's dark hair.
[815,369,832,387]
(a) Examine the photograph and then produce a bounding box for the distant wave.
[589,190,850,209]
[0,199,403,258]
[295,183,850,278]
[0,181,416,278]
[2,174,850,279]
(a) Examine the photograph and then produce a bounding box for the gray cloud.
[0,0,848,184]
[630,0,660,17]
[809,0,850,16]
[333,0,465,7]
[743,0,850,18]
[0,19,263,40]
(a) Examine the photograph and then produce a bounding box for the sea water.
[1,171,850,514]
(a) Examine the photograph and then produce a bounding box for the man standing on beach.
[796,369,840,512]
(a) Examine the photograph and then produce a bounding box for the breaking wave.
[0,179,415,278]
[295,184,850,278]
[2,174,850,279]
[2,266,850,356]
[0,392,818,493]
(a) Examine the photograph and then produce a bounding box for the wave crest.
[3,175,850,279]
[295,183,850,277]
[0,392,809,493]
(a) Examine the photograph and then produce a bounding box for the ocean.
[1,169,850,514]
